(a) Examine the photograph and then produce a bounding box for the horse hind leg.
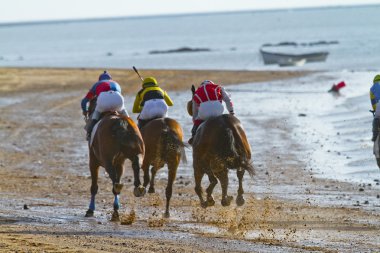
[205,172,218,207]
[164,159,179,218]
[194,165,207,208]
[111,194,121,222]
[132,155,146,197]
[236,168,245,206]
[110,164,125,222]
[215,169,233,207]
[85,156,99,217]
[142,162,151,190]
[148,166,158,193]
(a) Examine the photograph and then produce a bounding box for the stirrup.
[188,137,193,145]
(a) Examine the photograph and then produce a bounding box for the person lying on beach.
[81,70,129,140]
[370,74,380,142]
[132,76,173,129]
[188,80,234,145]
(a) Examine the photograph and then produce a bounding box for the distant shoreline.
[0,67,311,94]
[1,3,379,27]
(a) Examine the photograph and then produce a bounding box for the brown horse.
[85,113,145,221]
[192,114,254,208]
[140,117,186,217]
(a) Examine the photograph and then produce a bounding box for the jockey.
[370,74,380,141]
[132,77,173,129]
[189,80,234,145]
[81,70,129,140]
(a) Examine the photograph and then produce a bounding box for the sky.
[1,0,380,23]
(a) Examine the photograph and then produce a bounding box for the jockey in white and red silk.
[189,80,234,144]
[81,70,129,140]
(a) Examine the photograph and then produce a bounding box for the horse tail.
[222,128,239,166]
[243,160,255,178]
[112,118,129,144]
[112,117,143,154]
[161,128,187,164]
[222,127,255,178]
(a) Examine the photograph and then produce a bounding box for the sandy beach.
[0,67,380,253]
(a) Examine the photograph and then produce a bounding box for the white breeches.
[92,91,127,120]
[139,99,168,120]
[198,100,224,120]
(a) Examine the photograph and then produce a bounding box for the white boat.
[260,48,328,66]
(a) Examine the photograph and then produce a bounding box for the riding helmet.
[374,74,380,83]
[143,77,158,87]
[99,70,112,81]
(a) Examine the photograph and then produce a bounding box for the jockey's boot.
[372,117,380,142]
[86,119,98,141]
[188,124,198,145]
[138,119,149,130]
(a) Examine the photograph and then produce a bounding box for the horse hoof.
[111,211,120,222]
[236,196,245,206]
[221,196,233,207]
[134,186,146,197]
[148,187,155,193]
[85,209,94,217]
[201,201,208,208]
[207,197,215,207]
[164,211,170,218]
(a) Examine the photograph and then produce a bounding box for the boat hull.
[260,48,328,65]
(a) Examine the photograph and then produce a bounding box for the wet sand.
[0,67,379,252]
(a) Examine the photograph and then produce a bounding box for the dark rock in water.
[23,204,29,210]
[149,47,211,54]
[298,113,307,117]
[106,52,113,56]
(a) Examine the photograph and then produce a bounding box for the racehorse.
[84,99,145,221]
[192,114,254,208]
[140,117,186,217]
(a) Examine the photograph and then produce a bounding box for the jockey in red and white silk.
[192,80,234,126]
[189,80,234,144]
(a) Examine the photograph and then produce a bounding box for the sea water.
[0,5,379,71]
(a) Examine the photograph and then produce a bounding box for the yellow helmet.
[374,74,380,83]
[142,77,158,88]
